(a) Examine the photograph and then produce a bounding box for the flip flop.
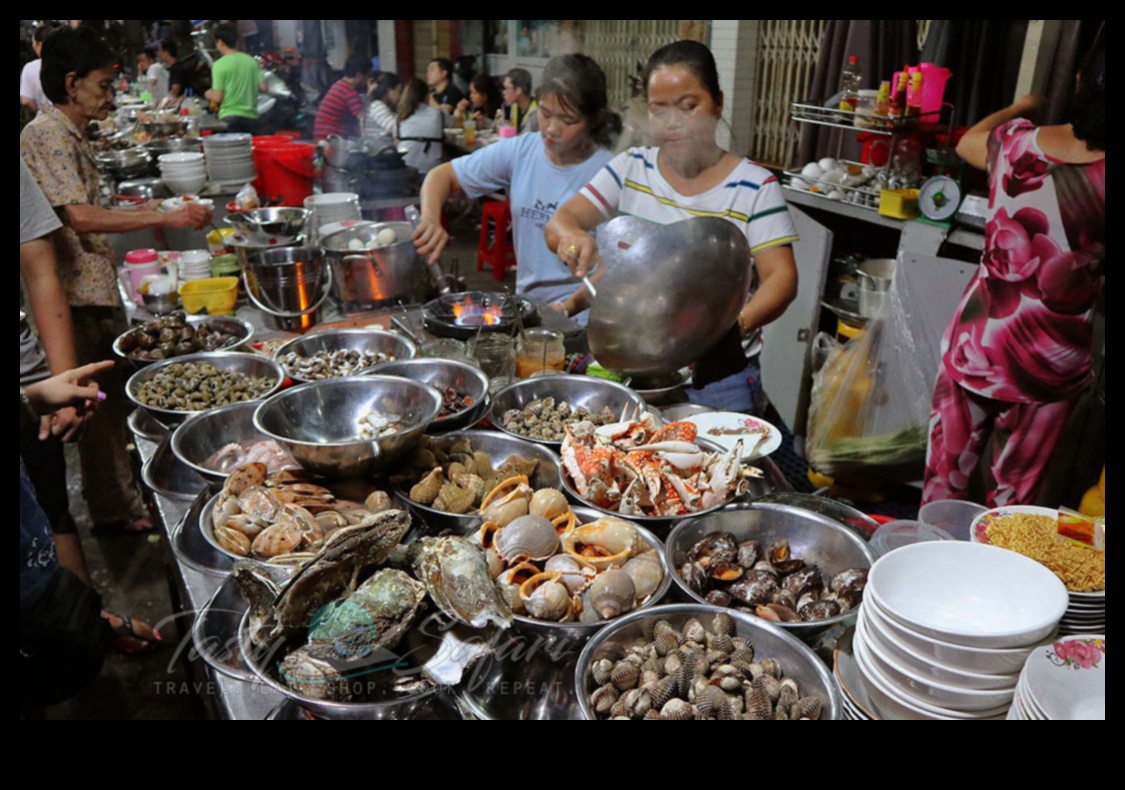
[104,612,162,655]
[92,517,155,534]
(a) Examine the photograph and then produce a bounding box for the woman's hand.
[25,360,114,419]
[413,215,450,265]
[555,234,598,278]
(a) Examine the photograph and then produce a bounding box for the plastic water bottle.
[838,55,863,115]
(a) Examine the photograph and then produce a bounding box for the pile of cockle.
[585,613,827,720]
[236,511,512,703]
[135,361,275,412]
[501,397,620,443]
[399,435,539,514]
[470,477,666,624]
[679,533,868,624]
[278,348,396,381]
[210,462,396,562]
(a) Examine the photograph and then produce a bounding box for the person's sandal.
[103,612,162,655]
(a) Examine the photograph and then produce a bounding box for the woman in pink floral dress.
[923,50,1105,508]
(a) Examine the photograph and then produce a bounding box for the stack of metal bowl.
[665,503,877,642]
[253,375,442,478]
[95,147,152,181]
[364,358,489,433]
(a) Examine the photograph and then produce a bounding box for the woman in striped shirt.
[546,40,798,414]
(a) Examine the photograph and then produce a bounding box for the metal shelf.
[790,101,947,136]
[782,187,906,230]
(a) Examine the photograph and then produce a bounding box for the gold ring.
[566,245,579,255]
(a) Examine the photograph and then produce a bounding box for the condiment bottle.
[887,69,909,123]
[838,55,863,115]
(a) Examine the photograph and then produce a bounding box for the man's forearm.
[65,203,166,234]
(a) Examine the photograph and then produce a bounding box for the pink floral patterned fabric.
[941,120,1105,404]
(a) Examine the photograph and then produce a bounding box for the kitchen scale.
[918,175,962,223]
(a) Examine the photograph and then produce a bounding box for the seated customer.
[314,53,372,140]
[397,78,445,176]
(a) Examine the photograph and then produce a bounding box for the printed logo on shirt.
[520,198,559,230]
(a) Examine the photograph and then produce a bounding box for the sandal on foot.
[103,612,162,655]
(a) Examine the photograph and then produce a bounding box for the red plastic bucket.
[255,142,316,207]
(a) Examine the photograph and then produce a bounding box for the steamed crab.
[561,417,761,518]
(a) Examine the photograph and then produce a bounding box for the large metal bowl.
[253,376,441,479]
[393,430,562,535]
[489,375,648,447]
[125,351,286,429]
[458,508,673,720]
[755,492,880,541]
[274,328,417,385]
[113,315,255,369]
[588,216,753,376]
[665,503,877,641]
[225,207,311,246]
[558,435,752,534]
[171,400,297,486]
[575,604,842,720]
[95,146,152,179]
[239,612,466,720]
[363,358,489,434]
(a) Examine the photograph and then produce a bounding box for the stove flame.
[452,295,504,327]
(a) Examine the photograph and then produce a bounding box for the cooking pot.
[321,221,429,311]
[856,258,897,319]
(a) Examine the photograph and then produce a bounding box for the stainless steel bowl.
[363,358,489,434]
[755,492,879,541]
[143,137,203,158]
[115,177,169,206]
[171,400,296,486]
[141,289,181,316]
[225,208,311,246]
[665,503,876,641]
[458,508,673,720]
[95,147,152,177]
[393,430,563,535]
[113,315,255,369]
[489,376,648,447]
[575,604,842,719]
[125,351,286,429]
[274,329,417,385]
[588,216,753,376]
[559,435,748,534]
[253,376,442,479]
[239,612,466,720]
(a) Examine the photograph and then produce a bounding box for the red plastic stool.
[478,200,516,282]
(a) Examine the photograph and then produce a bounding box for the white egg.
[820,170,846,185]
[827,189,847,201]
[789,177,810,191]
[376,227,398,246]
[801,162,825,179]
[365,240,380,250]
[818,157,838,172]
[347,238,365,251]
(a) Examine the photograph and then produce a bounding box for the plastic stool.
[478,200,516,282]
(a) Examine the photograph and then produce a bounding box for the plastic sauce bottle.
[876,80,892,117]
[906,69,925,118]
[887,69,909,123]
[838,55,863,114]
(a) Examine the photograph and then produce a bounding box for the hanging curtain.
[921,20,1027,127]
[1042,20,1104,125]
[798,20,918,165]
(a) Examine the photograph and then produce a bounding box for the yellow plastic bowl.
[180,277,239,315]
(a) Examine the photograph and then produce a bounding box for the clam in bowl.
[274,328,417,385]
[253,376,442,479]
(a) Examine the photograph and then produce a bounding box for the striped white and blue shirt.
[580,147,798,356]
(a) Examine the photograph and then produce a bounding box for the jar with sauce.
[515,329,565,379]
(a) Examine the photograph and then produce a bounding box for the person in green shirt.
[204,23,266,133]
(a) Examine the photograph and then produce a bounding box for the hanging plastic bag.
[806,251,942,475]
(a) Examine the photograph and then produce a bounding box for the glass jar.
[515,329,565,379]
[470,334,516,380]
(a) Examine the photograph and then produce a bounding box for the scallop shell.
[213,524,252,557]
[494,515,560,564]
[589,569,637,620]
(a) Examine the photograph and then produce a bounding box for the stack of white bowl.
[159,152,207,195]
[1009,634,1105,720]
[304,193,361,233]
[178,250,212,282]
[970,506,1105,636]
[202,133,256,188]
[854,542,1069,720]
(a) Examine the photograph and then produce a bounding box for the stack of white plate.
[202,133,256,189]
[854,542,1069,720]
[159,152,207,195]
[178,250,212,282]
[1009,634,1105,720]
[833,629,880,721]
[971,506,1105,636]
[304,192,361,232]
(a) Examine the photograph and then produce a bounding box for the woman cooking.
[545,40,798,414]
[413,54,619,321]
[922,40,1105,509]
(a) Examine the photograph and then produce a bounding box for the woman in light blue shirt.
[413,54,619,322]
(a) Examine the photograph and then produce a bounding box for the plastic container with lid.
[870,519,955,559]
[125,249,160,266]
[919,500,988,542]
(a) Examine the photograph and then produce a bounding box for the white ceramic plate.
[833,628,881,720]
[1023,635,1105,720]
[684,412,782,461]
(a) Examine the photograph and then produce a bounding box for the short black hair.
[40,26,115,106]
[158,36,178,58]
[430,58,453,77]
[344,53,371,79]
[506,68,532,96]
[141,47,158,62]
[369,71,402,103]
[32,24,57,46]
[214,23,238,50]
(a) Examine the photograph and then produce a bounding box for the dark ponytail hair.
[370,71,402,105]
[537,53,622,148]
[1071,37,1105,152]
[643,40,722,108]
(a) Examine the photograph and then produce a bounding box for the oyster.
[308,569,428,654]
[277,647,353,702]
[411,536,513,630]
